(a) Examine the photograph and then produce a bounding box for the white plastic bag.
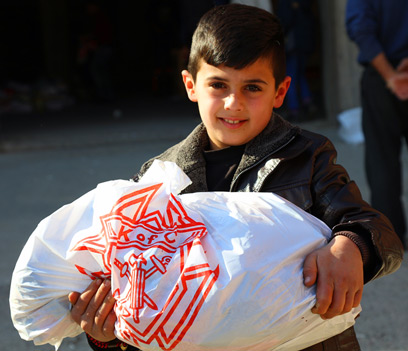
[10,160,361,350]
[337,107,365,145]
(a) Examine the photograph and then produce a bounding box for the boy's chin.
[210,141,246,150]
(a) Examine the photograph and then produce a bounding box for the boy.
[69,4,404,351]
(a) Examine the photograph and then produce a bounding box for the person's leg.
[361,66,406,247]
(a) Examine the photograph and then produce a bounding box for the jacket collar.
[238,112,300,173]
[173,113,300,193]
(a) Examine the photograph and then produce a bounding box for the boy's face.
[182,58,291,150]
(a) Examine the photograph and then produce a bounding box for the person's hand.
[387,72,408,100]
[69,279,117,342]
[397,58,408,72]
[387,55,408,100]
[303,235,364,319]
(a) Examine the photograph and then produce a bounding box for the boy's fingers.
[85,280,116,340]
[93,283,116,328]
[312,279,333,317]
[68,291,80,306]
[101,309,117,339]
[71,279,103,322]
[90,279,112,312]
[70,279,116,342]
[83,280,112,326]
[317,286,363,319]
[303,252,318,286]
[320,285,347,319]
[341,291,355,314]
[353,288,363,308]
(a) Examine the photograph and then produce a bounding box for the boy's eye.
[246,84,262,92]
[210,82,226,89]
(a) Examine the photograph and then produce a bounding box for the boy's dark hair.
[188,4,286,87]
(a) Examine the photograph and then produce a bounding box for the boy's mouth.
[224,118,241,124]
[219,117,246,128]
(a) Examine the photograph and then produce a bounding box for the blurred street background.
[0,1,407,350]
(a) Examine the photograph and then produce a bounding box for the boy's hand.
[303,235,364,319]
[69,279,117,342]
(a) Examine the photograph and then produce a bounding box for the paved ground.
[1,97,407,350]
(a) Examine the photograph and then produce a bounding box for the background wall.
[0,0,363,121]
[318,0,362,120]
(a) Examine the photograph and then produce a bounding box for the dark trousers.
[361,66,408,248]
[301,326,360,351]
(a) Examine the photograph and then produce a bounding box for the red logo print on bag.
[72,183,219,350]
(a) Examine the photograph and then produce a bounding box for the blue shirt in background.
[346,0,408,66]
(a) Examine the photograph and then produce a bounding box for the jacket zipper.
[230,135,297,192]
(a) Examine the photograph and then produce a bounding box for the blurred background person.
[346,0,408,249]
[277,0,317,121]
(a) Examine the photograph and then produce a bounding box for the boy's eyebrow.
[245,78,268,85]
[206,76,268,85]
[206,76,229,82]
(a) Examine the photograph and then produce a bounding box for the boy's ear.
[181,70,197,102]
[273,76,291,108]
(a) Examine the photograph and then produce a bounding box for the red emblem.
[72,183,219,350]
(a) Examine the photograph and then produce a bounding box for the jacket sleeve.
[345,0,383,64]
[310,137,404,282]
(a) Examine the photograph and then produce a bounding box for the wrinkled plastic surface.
[10,160,361,350]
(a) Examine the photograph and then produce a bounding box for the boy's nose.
[224,93,243,111]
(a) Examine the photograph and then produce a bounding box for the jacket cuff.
[86,334,129,350]
[332,230,372,266]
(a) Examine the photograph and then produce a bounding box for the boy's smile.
[182,58,290,150]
